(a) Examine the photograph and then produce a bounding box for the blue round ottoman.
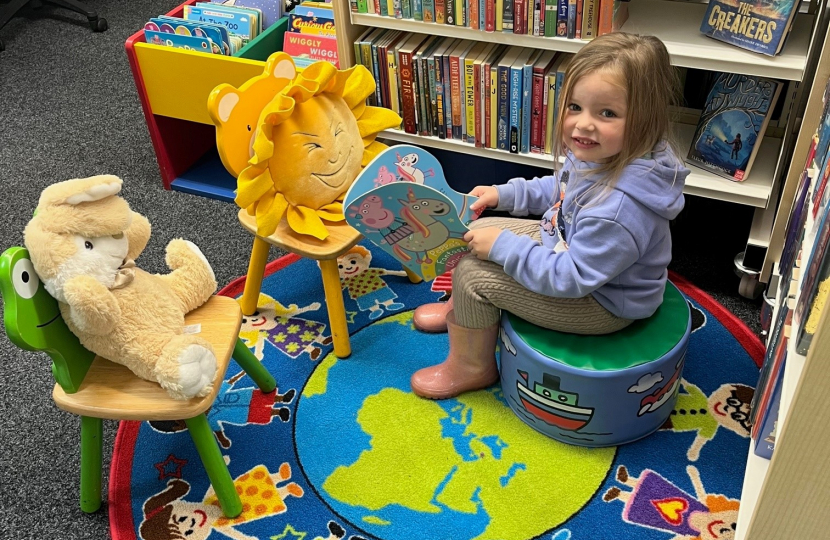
[499,282,691,447]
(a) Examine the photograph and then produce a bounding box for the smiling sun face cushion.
[231,56,402,240]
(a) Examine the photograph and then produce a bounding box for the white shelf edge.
[351,0,811,81]
[378,123,780,208]
[736,440,771,540]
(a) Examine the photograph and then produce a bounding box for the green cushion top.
[506,281,689,371]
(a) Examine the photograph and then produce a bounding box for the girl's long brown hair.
[552,33,683,197]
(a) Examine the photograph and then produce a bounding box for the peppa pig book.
[344,145,482,281]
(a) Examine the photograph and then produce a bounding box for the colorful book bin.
[499,281,691,447]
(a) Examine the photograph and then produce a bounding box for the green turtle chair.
[0,247,277,516]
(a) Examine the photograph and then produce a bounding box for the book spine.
[475,62,484,146]
[556,0,567,36]
[514,0,525,34]
[481,0,488,30]
[379,0,389,16]
[419,56,433,135]
[582,0,598,40]
[423,0,435,21]
[531,68,544,153]
[443,53,453,138]
[575,0,583,39]
[545,71,556,153]
[400,0,409,18]
[450,53,464,140]
[502,0,513,31]
[411,53,422,133]
[455,0,465,26]
[358,0,370,13]
[371,42,384,106]
[436,0,446,23]
[428,56,439,136]
[521,62,533,153]
[436,54,447,139]
[496,0,504,30]
[554,67,566,125]
[509,65,522,154]
[465,56,477,143]
[470,0,480,28]
[544,0,557,37]
[489,64,499,148]
[497,63,510,150]
[413,0,424,20]
[446,0,456,24]
[359,42,377,106]
[484,62,492,147]
[486,0,496,31]
[566,0,576,38]
[399,50,418,134]
[597,0,613,35]
[537,0,545,36]
[351,0,359,12]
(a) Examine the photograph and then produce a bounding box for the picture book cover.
[686,73,782,181]
[211,0,284,29]
[344,145,482,281]
[700,0,799,56]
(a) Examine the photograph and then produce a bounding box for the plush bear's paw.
[158,340,217,400]
[166,239,216,283]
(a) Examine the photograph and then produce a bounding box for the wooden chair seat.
[237,209,362,260]
[53,295,242,421]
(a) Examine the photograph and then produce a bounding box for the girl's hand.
[464,227,503,261]
[469,185,499,212]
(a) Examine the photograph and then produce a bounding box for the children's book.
[700,0,799,56]
[686,72,782,182]
[211,0,284,30]
[344,145,482,281]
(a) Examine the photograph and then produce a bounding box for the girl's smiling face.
[563,70,628,163]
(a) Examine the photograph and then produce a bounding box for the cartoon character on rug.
[209,53,401,241]
[23,175,218,400]
[149,370,296,449]
[336,245,407,320]
[138,463,303,540]
[660,380,753,461]
[603,464,739,540]
[239,293,332,361]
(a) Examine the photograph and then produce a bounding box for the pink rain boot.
[413,296,454,333]
[410,311,500,399]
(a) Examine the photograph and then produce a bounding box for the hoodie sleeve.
[489,217,640,298]
[495,175,559,216]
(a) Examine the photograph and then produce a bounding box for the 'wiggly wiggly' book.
[344,145,481,281]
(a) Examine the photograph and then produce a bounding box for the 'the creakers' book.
[686,72,782,182]
[700,0,799,56]
[344,145,482,281]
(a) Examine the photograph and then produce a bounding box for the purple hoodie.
[489,145,689,320]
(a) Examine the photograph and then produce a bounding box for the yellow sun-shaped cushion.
[235,56,401,240]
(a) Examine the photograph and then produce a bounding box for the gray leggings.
[452,217,633,334]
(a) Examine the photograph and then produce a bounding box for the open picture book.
[344,145,482,281]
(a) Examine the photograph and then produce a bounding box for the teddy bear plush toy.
[23,175,219,400]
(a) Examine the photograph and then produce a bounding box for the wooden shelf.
[736,440,772,540]
[350,0,812,81]
[379,122,781,208]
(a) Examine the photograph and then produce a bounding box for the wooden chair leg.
[404,267,422,284]
[319,258,351,358]
[240,236,270,316]
[233,338,276,392]
[79,416,103,513]
[185,414,242,518]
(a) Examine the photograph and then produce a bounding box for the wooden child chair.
[0,247,277,517]
[238,213,423,359]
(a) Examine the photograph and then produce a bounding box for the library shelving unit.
[735,22,830,540]
[125,0,287,202]
[331,0,830,537]
[332,0,829,297]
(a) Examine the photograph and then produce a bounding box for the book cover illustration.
[344,145,481,281]
[211,0,284,29]
[686,73,782,181]
[700,0,799,56]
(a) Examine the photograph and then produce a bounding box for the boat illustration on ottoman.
[516,371,595,431]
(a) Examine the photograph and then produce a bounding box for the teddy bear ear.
[264,52,296,82]
[38,175,123,208]
[208,85,241,125]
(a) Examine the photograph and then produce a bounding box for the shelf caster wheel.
[89,17,108,32]
[738,274,764,300]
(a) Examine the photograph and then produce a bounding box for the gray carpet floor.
[0,1,764,538]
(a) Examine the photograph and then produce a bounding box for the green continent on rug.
[112,242,762,540]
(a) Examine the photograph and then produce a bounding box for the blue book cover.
[700,0,799,56]
[143,27,215,53]
[556,0,568,36]
[509,63,523,154]
[520,54,534,153]
[413,0,423,20]
[687,73,782,181]
[211,0,283,30]
[152,16,229,54]
[753,354,785,460]
[442,53,453,139]
[186,4,257,42]
[344,145,482,281]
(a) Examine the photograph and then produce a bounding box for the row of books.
[282,2,340,67]
[349,0,628,39]
[750,74,830,460]
[354,30,573,154]
[143,2,269,55]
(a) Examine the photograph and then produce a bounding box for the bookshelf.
[332,0,830,537]
[333,1,827,298]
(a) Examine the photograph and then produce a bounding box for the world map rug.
[109,241,764,540]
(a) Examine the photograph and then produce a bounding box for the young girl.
[411,32,690,400]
